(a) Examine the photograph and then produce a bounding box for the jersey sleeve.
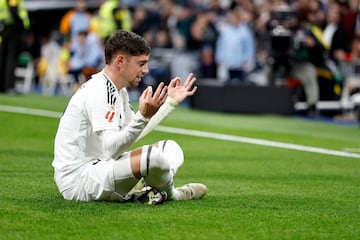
[101,111,149,159]
[136,96,178,141]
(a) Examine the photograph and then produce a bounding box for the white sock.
[170,188,182,200]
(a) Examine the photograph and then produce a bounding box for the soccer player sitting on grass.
[52,30,207,204]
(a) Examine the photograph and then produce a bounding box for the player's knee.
[141,146,170,177]
[159,139,183,156]
[150,147,170,171]
[162,139,184,168]
[142,146,173,189]
[165,139,183,154]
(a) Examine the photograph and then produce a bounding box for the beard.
[128,76,142,88]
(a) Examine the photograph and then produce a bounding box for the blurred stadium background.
[4,0,360,122]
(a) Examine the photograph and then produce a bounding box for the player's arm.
[136,73,197,141]
[101,112,149,159]
[136,96,178,141]
[101,83,167,159]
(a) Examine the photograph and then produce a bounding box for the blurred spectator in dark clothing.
[153,29,173,48]
[253,0,271,65]
[290,1,330,114]
[318,1,348,93]
[132,6,153,37]
[0,0,30,93]
[297,0,328,67]
[208,0,228,17]
[174,3,197,49]
[265,1,323,114]
[323,2,349,63]
[308,0,326,27]
[188,10,218,78]
[255,0,297,75]
[337,0,359,52]
[291,0,311,22]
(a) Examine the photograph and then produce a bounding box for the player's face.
[125,55,149,88]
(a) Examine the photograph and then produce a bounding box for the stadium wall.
[190,80,294,115]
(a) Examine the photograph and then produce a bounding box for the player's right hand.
[139,82,168,119]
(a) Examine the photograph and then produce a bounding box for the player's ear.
[115,54,125,67]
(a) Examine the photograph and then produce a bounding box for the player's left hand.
[167,73,197,104]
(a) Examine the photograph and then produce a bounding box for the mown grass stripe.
[1,104,359,159]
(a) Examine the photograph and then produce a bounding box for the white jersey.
[52,70,146,194]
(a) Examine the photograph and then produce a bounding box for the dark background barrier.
[190,80,295,115]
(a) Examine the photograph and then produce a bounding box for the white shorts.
[60,153,139,202]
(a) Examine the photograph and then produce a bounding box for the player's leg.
[115,140,185,202]
[130,144,175,197]
[125,141,207,201]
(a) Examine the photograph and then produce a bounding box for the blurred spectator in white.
[37,32,72,96]
[215,5,256,84]
[68,30,104,88]
[59,0,91,42]
[340,33,360,110]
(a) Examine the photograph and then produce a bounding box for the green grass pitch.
[0,93,359,240]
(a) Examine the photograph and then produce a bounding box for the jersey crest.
[105,110,115,122]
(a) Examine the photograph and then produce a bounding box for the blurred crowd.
[4,0,360,117]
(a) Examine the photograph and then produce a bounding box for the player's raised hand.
[167,73,197,103]
[139,82,168,119]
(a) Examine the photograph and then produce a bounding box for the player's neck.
[104,66,126,90]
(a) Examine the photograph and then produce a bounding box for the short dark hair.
[104,30,151,64]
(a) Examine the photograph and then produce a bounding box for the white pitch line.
[0,105,62,118]
[157,126,360,159]
[1,104,360,159]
